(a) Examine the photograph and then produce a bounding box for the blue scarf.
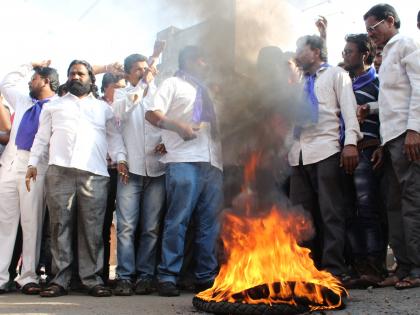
[174,70,216,127]
[294,63,330,138]
[15,98,51,151]
[352,67,377,91]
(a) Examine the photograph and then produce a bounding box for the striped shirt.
[353,75,380,141]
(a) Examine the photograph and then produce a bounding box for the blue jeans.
[349,147,384,257]
[116,174,165,280]
[158,162,223,284]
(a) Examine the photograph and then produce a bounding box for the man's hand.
[143,65,158,85]
[25,166,37,192]
[117,161,129,185]
[154,143,167,154]
[176,122,197,141]
[106,62,124,75]
[357,104,370,123]
[315,16,328,40]
[371,146,384,170]
[31,60,51,68]
[404,130,420,161]
[340,145,359,174]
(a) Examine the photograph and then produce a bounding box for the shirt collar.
[384,33,402,49]
[65,92,95,100]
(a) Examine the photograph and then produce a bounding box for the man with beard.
[0,61,59,294]
[342,33,387,286]
[26,60,127,297]
[289,35,362,286]
[364,3,420,290]
[146,46,223,296]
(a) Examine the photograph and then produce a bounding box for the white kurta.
[0,64,51,288]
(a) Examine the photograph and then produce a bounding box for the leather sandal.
[40,284,67,297]
[89,285,112,297]
[395,277,420,290]
[21,282,41,295]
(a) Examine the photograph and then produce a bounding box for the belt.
[357,138,381,151]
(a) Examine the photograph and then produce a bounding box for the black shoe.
[89,285,112,297]
[114,279,133,296]
[158,282,180,297]
[194,280,214,293]
[135,278,154,295]
[40,284,68,298]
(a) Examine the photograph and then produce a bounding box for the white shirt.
[29,93,127,177]
[112,80,165,177]
[145,76,223,171]
[0,63,53,174]
[288,66,362,166]
[378,33,420,144]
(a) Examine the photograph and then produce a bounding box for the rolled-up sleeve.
[112,82,148,122]
[147,78,174,114]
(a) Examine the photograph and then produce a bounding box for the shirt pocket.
[83,106,107,130]
[381,63,404,88]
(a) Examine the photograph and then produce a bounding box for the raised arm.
[0,60,50,109]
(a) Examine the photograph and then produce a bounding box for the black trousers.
[102,168,118,282]
[290,153,347,275]
[385,133,420,278]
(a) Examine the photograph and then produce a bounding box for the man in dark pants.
[364,4,420,289]
[342,33,386,286]
[100,73,126,285]
[26,60,127,297]
[289,35,362,285]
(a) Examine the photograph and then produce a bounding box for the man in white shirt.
[146,46,223,296]
[364,3,420,289]
[289,35,362,284]
[0,62,59,295]
[26,60,127,297]
[112,52,166,296]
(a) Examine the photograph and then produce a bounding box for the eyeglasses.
[366,19,384,33]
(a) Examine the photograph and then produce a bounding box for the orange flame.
[197,154,346,311]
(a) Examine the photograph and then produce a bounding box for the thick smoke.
[155,0,304,213]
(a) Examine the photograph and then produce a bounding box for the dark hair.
[417,10,420,22]
[57,84,68,97]
[363,3,400,29]
[33,66,60,93]
[345,33,376,65]
[296,35,328,62]
[66,59,99,98]
[101,72,124,93]
[124,54,148,74]
[178,46,203,70]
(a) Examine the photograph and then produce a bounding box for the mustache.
[66,79,91,96]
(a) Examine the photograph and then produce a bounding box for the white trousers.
[0,167,45,289]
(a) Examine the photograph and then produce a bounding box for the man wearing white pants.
[0,61,59,294]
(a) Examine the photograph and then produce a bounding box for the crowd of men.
[0,3,419,299]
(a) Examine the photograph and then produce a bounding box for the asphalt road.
[0,286,419,315]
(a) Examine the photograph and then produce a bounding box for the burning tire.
[193,296,309,315]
